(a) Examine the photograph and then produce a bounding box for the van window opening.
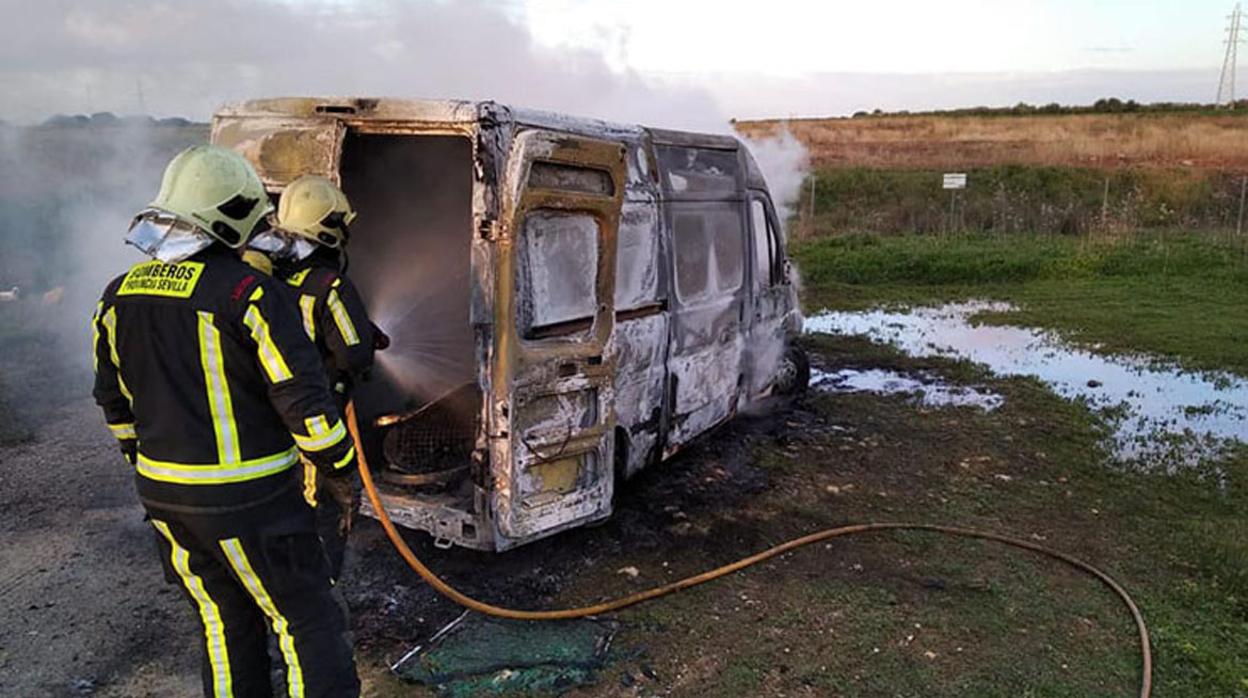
[656,145,739,194]
[518,211,599,338]
[528,161,614,197]
[751,198,778,287]
[673,206,744,303]
[614,205,662,310]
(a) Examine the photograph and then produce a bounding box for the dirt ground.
[2,317,1242,696]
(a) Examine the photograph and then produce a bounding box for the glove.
[119,439,137,466]
[372,323,391,351]
[320,471,359,537]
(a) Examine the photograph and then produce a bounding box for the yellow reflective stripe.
[219,539,305,698]
[332,445,356,471]
[101,307,121,367]
[248,286,264,302]
[198,312,241,463]
[108,422,137,440]
[302,458,318,508]
[326,289,360,346]
[136,448,298,485]
[152,520,233,697]
[294,415,346,452]
[101,306,133,402]
[243,304,293,383]
[308,414,329,434]
[299,295,317,341]
[285,268,311,287]
[92,302,103,373]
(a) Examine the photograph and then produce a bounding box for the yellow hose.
[345,402,1152,697]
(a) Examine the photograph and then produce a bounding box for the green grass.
[794,232,1248,374]
[781,336,1248,697]
[784,235,1248,694]
[803,166,1242,235]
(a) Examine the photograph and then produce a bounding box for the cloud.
[0,0,723,130]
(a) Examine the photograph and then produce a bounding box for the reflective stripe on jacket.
[280,258,376,390]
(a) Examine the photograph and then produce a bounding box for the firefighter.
[246,174,385,580]
[93,145,360,697]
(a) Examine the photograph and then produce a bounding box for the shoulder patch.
[117,260,205,299]
[231,274,258,301]
[285,267,312,287]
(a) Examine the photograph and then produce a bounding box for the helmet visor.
[126,209,213,264]
[320,211,350,243]
[249,229,317,262]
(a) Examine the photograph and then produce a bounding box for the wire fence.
[795,167,1248,261]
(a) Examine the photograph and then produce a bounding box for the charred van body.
[212,98,805,551]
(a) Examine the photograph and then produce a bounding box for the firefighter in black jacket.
[93,145,359,697]
[246,174,384,580]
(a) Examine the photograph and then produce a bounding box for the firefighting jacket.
[92,246,357,513]
[279,255,376,396]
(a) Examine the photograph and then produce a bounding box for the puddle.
[805,301,1248,469]
[812,367,1004,411]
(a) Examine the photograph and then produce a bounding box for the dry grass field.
[736,112,1248,171]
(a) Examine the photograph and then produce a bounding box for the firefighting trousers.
[148,491,360,698]
[315,479,348,582]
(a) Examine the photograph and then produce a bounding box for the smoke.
[740,125,810,228]
[0,122,204,367]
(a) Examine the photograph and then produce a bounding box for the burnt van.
[211,98,807,551]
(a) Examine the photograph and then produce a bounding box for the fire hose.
[345,402,1152,697]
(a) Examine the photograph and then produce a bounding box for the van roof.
[215,97,740,151]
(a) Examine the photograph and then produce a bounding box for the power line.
[1218,2,1244,107]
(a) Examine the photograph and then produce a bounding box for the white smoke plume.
[739,125,810,228]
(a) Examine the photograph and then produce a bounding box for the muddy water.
[806,301,1248,469]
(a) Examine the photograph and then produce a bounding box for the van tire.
[773,344,810,396]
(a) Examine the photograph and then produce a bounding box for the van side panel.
[652,139,751,456]
[609,140,667,477]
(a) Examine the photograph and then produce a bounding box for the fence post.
[948,189,956,235]
[1240,175,1248,266]
[1236,175,1246,238]
[1100,176,1110,233]
[808,176,818,224]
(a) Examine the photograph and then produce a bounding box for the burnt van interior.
[338,133,480,493]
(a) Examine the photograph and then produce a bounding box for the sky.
[0,0,1240,124]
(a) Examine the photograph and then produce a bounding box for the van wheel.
[773,344,810,396]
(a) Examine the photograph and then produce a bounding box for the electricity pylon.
[1218,3,1245,106]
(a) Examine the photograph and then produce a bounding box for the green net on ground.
[394,612,618,697]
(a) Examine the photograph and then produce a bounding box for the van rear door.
[492,130,626,548]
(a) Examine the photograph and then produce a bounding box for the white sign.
[943,173,967,190]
